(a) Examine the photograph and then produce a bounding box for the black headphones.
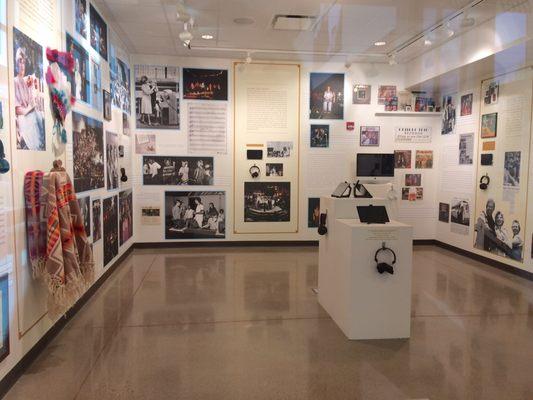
[479,174,490,190]
[374,244,396,274]
[0,139,9,174]
[249,164,260,178]
[318,212,327,235]
[120,167,128,182]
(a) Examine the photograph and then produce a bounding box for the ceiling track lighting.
[179,23,193,49]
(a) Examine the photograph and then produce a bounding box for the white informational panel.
[234,63,300,234]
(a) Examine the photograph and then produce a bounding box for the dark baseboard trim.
[0,246,134,399]
[413,239,435,245]
[134,240,320,248]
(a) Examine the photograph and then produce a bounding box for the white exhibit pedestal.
[318,196,412,340]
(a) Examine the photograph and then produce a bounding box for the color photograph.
[352,84,371,105]
[165,191,225,239]
[72,111,105,193]
[405,174,421,186]
[110,47,131,113]
[74,0,88,38]
[90,4,108,60]
[119,190,133,245]
[106,131,119,190]
[92,198,102,242]
[183,68,227,100]
[134,65,180,129]
[439,202,450,223]
[267,141,293,158]
[266,163,283,177]
[244,182,291,222]
[103,195,118,266]
[13,28,45,151]
[377,85,396,105]
[360,126,380,146]
[394,150,412,169]
[460,93,473,116]
[481,113,498,138]
[310,124,329,148]
[441,94,456,135]
[309,72,344,119]
[415,150,433,169]
[308,197,320,228]
[143,156,214,185]
[66,33,90,104]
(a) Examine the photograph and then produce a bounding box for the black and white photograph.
[72,111,104,193]
[309,72,344,120]
[183,68,228,101]
[310,124,329,148]
[439,202,450,223]
[77,196,91,237]
[244,182,290,222]
[134,65,180,129]
[267,141,293,158]
[308,197,320,228]
[103,89,111,121]
[165,191,225,239]
[143,156,214,186]
[461,93,473,116]
[360,126,380,146]
[451,198,470,226]
[504,151,521,188]
[75,0,88,38]
[106,131,119,190]
[474,199,523,261]
[352,84,371,105]
[405,174,421,186]
[110,47,131,114]
[141,207,161,225]
[441,94,456,135]
[90,4,108,60]
[484,81,499,105]
[90,58,102,111]
[119,190,133,246]
[394,150,412,169]
[122,112,130,136]
[66,33,90,104]
[459,133,474,165]
[103,195,118,266]
[13,27,45,151]
[92,198,102,242]
[266,163,283,177]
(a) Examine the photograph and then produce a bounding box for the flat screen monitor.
[356,153,395,177]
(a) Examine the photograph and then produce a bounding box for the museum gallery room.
[1,0,533,398]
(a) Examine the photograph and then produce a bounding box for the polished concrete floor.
[3,245,533,400]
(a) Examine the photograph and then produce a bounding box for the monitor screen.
[356,153,395,177]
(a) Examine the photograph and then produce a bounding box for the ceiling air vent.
[272,14,316,31]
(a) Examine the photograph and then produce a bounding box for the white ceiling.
[94,0,531,62]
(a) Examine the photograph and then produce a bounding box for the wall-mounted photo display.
[244,182,290,222]
[142,155,214,186]
[309,72,344,120]
[13,27,45,151]
[135,134,156,154]
[72,111,105,193]
[377,85,396,105]
[460,93,473,116]
[0,274,9,363]
[183,68,228,101]
[74,0,88,38]
[103,89,111,121]
[165,191,225,239]
[122,112,130,136]
[360,126,380,146]
[92,198,102,243]
[141,206,161,225]
[90,57,102,111]
[89,4,108,60]
[134,65,180,129]
[415,150,433,169]
[474,198,523,261]
[310,124,329,148]
[481,112,498,138]
[103,195,118,266]
[484,81,499,105]
[405,173,421,186]
[503,151,521,188]
[267,141,293,158]
[352,84,371,104]
[66,32,90,104]
[77,196,91,237]
[459,133,474,165]
[394,150,411,169]
[439,202,450,223]
[308,197,320,228]
[106,131,119,190]
[441,94,456,135]
[119,190,133,246]
[109,46,131,114]
[451,198,470,227]
[266,163,283,177]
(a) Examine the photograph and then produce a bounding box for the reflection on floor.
[4,246,533,400]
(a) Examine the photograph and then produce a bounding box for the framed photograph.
[134,65,180,129]
[503,151,521,188]
[92,198,102,242]
[183,68,228,100]
[352,84,371,104]
[72,111,105,193]
[309,72,344,120]
[13,28,45,151]
[360,126,380,146]
[310,124,329,148]
[441,94,456,135]
[119,190,133,246]
[415,150,433,169]
[74,0,88,38]
[308,198,320,228]
[378,85,396,105]
[484,81,499,105]
[142,155,214,186]
[90,4,108,60]
[439,203,450,223]
[460,93,473,116]
[394,150,412,169]
[244,182,290,222]
[481,113,498,138]
[106,131,119,190]
[77,196,91,237]
[405,173,421,186]
[266,163,283,177]
[266,141,293,158]
[165,191,225,239]
[103,89,111,121]
[0,274,9,363]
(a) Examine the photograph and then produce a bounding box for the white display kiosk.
[318,196,412,340]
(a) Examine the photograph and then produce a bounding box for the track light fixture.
[179,23,193,49]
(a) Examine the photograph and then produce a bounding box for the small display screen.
[356,153,395,177]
